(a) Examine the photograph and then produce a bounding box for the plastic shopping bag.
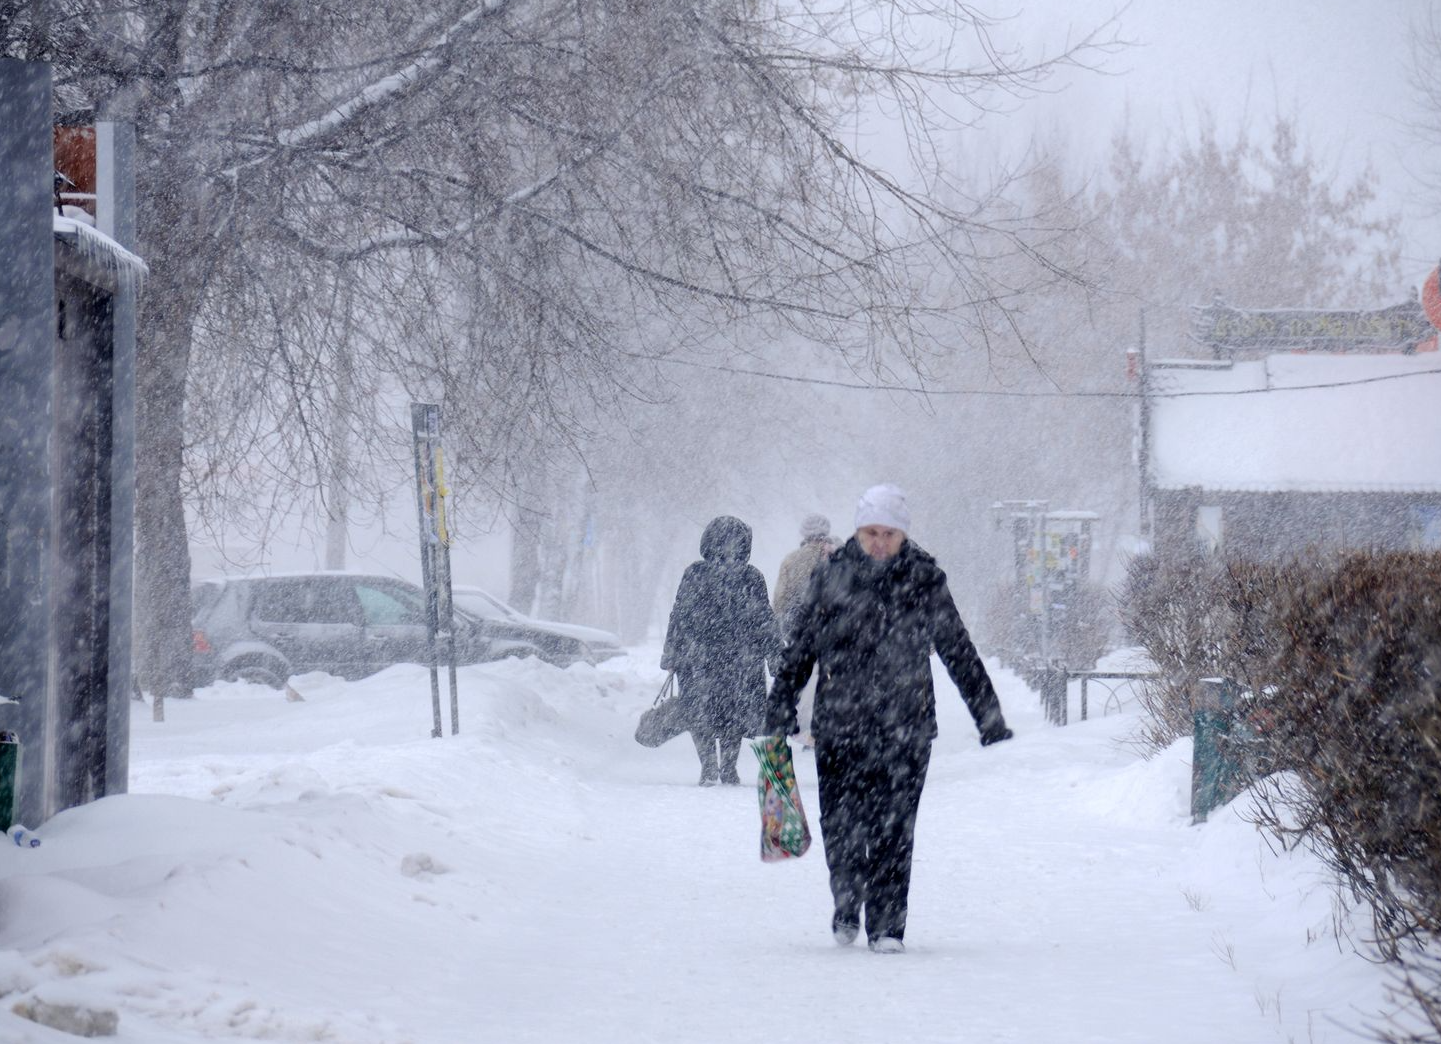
[751,736,811,862]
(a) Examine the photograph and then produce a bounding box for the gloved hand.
[979,722,1013,747]
[764,713,798,737]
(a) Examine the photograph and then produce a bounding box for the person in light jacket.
[662,515,781,785]
[772,513,835,747]
[766,484,1013,954]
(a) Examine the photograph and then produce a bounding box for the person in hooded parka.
[766,484,1013,954]
[661,515,782,786]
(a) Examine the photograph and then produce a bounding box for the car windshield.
[454,588,522,621]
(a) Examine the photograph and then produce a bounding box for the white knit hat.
[854,484,911,533]
[800,513,830,540]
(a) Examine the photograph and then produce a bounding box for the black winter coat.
[661,516,782,735]
[765,536,1008,747]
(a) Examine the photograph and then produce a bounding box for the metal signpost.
[410,403,459,737]
[993,500,1055,664]
[992,501,1102,724]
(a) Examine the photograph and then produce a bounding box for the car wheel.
[222,658,289,690]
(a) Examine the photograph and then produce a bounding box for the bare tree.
[5,0,1121,692]
[1409,6,1441,213]
[387,3,1127,620]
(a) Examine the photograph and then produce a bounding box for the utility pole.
[1134,308,1153,543]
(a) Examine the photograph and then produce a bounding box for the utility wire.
[658,356,1441,399]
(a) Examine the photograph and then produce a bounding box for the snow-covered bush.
[1122,549,1441,1043]
[1118,553,1234,753]
[1251,554,1441,949]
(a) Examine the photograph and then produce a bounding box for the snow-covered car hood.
[451,586,622,657]
[525,617,621,650]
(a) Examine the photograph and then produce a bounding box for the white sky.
[1010,0,1439,275]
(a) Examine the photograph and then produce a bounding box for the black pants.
[815,737,931,943]
[691,727,743,784]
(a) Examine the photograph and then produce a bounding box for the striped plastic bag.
[751,736,811,861]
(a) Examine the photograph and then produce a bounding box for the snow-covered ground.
[0,645,1398,1042]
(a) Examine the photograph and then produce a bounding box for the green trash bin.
[0,731,19,833]
[1191,679,1252,823]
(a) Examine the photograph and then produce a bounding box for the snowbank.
[0,652,1398,1042]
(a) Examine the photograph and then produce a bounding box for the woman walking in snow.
[662,515,781,786]
[766,484,1012,953]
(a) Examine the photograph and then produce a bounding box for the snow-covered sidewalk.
[0,650,1394,1042]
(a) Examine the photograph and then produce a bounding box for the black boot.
[718,735,743,785]
[693,733,719,786]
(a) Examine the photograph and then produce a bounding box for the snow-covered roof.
[1148,353,1441,493]
[53,214,146,292]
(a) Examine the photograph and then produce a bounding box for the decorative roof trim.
[1151,482,1441,495]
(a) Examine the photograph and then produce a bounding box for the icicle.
[52,214,148,294]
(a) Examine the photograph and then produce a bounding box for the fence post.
[0,732,18,831]
[1041,667,1068,726]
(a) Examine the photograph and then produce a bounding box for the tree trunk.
[133,293,195,698]
[132,173,208,699]
[612,524,674,645]
[509,503,543,615]
[536,509,568,622]
[324,313,354,571]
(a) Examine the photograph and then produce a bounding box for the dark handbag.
[635,672,689,747]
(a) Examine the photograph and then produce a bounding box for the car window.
[251,581,307,623]
[355,582,427,627]
[252,579,361,625]
[310,581,364,625]
[191,582,224,617]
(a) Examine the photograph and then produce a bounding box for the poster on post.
[411,403,459,737]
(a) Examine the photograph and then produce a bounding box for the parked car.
[450,586,624,667]
[191,572,541,689]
